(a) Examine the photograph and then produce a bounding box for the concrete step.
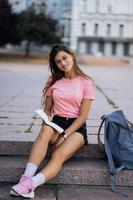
[1,183,133,200]
[0,183,56,200]
[0,140,105,158]
[58,185,133,200]
[0,156,133,187]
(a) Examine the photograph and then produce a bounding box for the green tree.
[18,5,61,56]
[0,0,20,46]
[0,2,61,55]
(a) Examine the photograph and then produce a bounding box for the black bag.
[98,110,133,196]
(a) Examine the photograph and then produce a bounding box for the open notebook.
[35,109,64,134]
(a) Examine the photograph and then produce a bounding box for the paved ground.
[0,62,132,142]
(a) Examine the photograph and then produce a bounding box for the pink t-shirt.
[45,76,95,118]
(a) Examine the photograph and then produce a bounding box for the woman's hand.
[51,135,65,151]
[41,115,53,125]
[48,115,53,121]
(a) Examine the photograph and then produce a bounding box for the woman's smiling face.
[55,51,74,72]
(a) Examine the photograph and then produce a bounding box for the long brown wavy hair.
[43,44,91,96]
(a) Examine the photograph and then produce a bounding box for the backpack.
[97,110,133,196]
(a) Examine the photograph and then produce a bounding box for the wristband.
[62,131,68,139]
[62,131,66,135]
[63,133,68,139]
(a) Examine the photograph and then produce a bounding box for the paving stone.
[0,97,11,107]
[0,118,32,125]
[0,131,38,141]
[86,119,101,126]
[6,97,40,107]
[87,134,104,144]
[0,125,29,134]
[34,118,43,125]
[0,111,34,119]
[31,125,41,134]
[0,105,37,112]
[86,126,102,134]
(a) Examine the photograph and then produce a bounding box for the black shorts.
[52,115,88,145]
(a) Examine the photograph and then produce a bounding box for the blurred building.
[68,0,133,56]
[9,0,133,56]
[44,0,71,45]
[45,0,133,57]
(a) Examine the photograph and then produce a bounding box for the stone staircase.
[0,140,133,185]
[0,117,133,199]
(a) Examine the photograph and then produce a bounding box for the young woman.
[10,44,95,198]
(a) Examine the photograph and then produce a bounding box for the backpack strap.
[97,116,106,155]
[104,121,116,175]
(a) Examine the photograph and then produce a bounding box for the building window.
[98,41,104,54]
[87,42,92,54]
[112,42,116,55]
[108,4,112,13]
[119,24,124,37]
[82,0,87,12]
[94,23,99,36]
[107,24,111,36]
[82,23,86,35]
[96,0,100,13]
[123,42,129,56]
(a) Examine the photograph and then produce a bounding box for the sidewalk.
[0,62,133,199]
[0,62,132,142]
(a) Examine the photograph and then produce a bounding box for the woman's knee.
[37,125,54,142]
[51,150,66,163]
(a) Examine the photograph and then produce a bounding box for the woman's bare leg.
[28,125,59,167]
[9,132,84,198]
[40,132,85,182]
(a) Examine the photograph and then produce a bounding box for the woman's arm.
[44,96,54,120]
[65,99,93,136]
